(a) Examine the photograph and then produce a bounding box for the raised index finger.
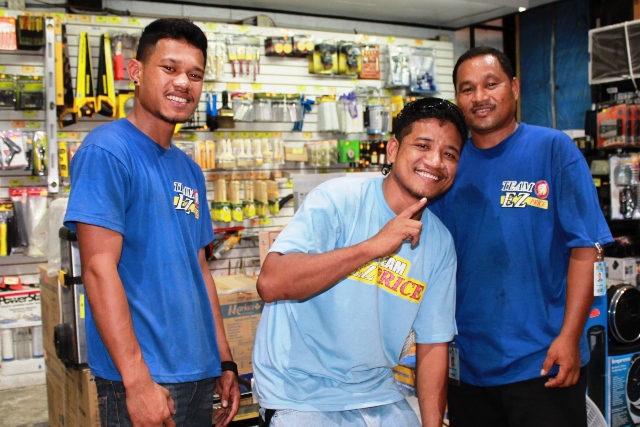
[398,197,428,219]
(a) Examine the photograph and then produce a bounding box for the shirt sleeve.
[413,221,458,344]
[554,143,613,248]
[64,145,130,235]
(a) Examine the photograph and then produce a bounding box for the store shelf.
[0,370,45,391]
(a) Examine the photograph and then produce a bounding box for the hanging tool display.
[55,22,77,127]
[96,34,116,118]
[205,226,244,261]
[75,32,96,118]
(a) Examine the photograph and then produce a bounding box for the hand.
[213,371,240,427]
[540,334,581,387]
[125,377,175,426]
[368,198,427,259]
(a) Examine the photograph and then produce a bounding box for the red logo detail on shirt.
[534,181,549,199]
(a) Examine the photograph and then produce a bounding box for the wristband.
[221,361,238,376]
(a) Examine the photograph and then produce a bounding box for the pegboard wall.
[0,7,455,277]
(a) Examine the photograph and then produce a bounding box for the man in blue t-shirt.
[429,47,613,427]
[252,98,468,427]
[63,19,239,427]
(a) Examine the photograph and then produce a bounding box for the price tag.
[263,132,273,138]
[272,132,282,138]
[204,82,217,91]
[51,13,65,20]
[79,15,91,22]
[593,178,601,187]
[23,110,37,117]
[26,121,41,128]
[238,25,249,33]
[57,132,68,139]
[186,134,198,142]
[414,39,424,46]
[65,14,77,21]
[252,83,263,90]
[12,121,26,128]
[260,217,272,225]
[21,66,35,74]
[213,132,225,139]
[0,10,4,17]
[296,85,307,92]
[291,147,305,154]
[240,132,251,138]
[128,18,141,26]
[26,176,41,183]
[128,82,135,90]
[328,87,337,95]
[67,132,80,139]
[95,16,107,23]
[226,83,241,91]
[205,23,217,31]
[0,66,5,72]
[302,132,312,139]
[314,86,324,92]
[9,179,24,187]
[251,132,262,138]
[386,36,396,43]
[285,181,293,188]
[228,132,238,138]
[108,16,122,24]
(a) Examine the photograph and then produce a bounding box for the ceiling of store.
[172,0,560,29]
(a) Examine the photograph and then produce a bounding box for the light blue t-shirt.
[252,176,457,411]
[63,119,220,383]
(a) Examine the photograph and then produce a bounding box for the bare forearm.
[416,343,448,427]
[82,264,151,386]
[561,247,598,344]
[77,223,151,387]
[257,240,377,302]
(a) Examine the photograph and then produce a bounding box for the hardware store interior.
[1,0,640,425]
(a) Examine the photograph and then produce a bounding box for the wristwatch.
[221,361,238,376]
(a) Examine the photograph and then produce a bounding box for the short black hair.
[452,46,514,89]
[394,97,468,145]
[136,18,207,63]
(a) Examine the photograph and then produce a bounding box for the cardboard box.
[608,351,640,426]
[606,257,637,281]
[0,357,45,375]
[77,368,100,426]
[39,265,62,357]
[635,0,640,21]
[0,287,41,322]
[258,230,281,266]
[64,368,80,426]
[216,275,264,375]
[45,353,65,427]
[393,364,415,387]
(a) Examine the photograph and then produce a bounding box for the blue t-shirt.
[429,123,613,386]
[252,176,457,411]
[63,119,219,383]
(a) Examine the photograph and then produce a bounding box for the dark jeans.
[95,376,216,427]
[448,367,588,427]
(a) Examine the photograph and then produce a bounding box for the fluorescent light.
[518,7,527,12]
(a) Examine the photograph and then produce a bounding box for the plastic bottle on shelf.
[31,324,43,358]
[1,322,14,361]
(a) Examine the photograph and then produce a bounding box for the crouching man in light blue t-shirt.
[252,98,469,427]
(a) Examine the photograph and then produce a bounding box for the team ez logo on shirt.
[173,182,200,218]
[500,180,549,209]
[349,254,425,303]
